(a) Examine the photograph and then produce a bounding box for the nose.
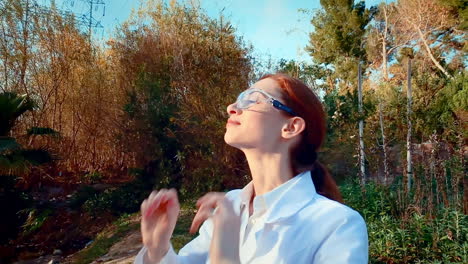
[226,102,241,116]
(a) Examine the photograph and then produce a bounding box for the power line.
[14,0,106,40]
[63,0,105,40]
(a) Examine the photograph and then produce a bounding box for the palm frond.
[0,137,21,153]
[0,92,36,136]
[27,127,60,137]
[0,155,30,176]
[19,148,54,165]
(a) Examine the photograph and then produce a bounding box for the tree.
[109,0,253,195]
[307,0,372,92]
[307,0,373,182]
[399,47,415,191]
[365,3,412,183]
[276,59,325,94]
[0,92,56,176]
[396,0,464,78]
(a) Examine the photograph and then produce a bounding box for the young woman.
[135,73,368,264]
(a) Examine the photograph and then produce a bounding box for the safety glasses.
[235,88,297,116]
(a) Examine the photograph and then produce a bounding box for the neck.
[243,149,294,196]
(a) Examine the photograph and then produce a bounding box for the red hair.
[260,73,343,203]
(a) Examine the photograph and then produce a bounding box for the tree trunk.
[380,7,390,183]
[464,175,468,214]
[406,58,413,192]
[378,99,389,183]
[20,0,30,94]
[358,62,366,184]
[382,5,389,81]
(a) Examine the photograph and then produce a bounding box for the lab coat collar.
[240,171,317,224]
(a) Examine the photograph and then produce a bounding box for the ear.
[281,117,306,139]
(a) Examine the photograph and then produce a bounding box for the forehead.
[250,78,283,99]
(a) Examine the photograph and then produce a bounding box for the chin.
[224,132,261,150]
[224,133,239,148]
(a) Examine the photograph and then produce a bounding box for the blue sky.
[38,0,385,62]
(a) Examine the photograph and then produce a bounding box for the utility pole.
[63,0,105,40]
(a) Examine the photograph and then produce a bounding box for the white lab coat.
[135,171,368,263]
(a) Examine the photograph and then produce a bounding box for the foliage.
[1,0,129,177]
[307,0,374,92]
[1,0,466,261]
[68,185,100,209]
[342,180,467,263]
[71,169,154,216]
[341,180,398,221]
[0,92,36,136]
[109,0,252,196]
[81,185,146,216]
[421,71,467,139]
[82,171,103,184]
[0,92,57,176]
[20,207,52,235]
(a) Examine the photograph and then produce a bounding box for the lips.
[227,119,241,125]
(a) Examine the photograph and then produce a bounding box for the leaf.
[19,148,55,165]
[0,137,21,153]
[26,127,60,137]
[0,92,36,136]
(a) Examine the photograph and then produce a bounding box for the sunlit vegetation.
[0,0,466,263]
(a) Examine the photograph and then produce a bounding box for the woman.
[135,73,368,264]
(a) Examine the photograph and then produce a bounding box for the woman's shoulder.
[302,194,367,228]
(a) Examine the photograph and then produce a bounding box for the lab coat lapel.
[264,171,317,224]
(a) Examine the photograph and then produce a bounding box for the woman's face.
[224,78,290,152]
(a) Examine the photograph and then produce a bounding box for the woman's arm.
[134,218,214,264]
[209,198,241,264]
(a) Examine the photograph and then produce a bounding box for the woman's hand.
[140,189,180,263]
[209,198,241,264]
[190,192,226,234]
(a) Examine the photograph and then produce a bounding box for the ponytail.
[310,161,343,203]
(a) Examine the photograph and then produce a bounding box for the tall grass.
[341,180,467,263]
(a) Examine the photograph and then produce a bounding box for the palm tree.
[0,92,57,175]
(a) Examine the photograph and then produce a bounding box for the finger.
[196,192,224,208]
[189,207,213,234]
[196,192,213,207]
[141,199,148,214]
[145,191,165,218]
[196,195,224,216]
[148,190,158,201]
[164,189,179,204]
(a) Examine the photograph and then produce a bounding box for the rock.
[52,249,62,256]
[48,259,60,264]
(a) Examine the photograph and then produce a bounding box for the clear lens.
[236,90,266,109]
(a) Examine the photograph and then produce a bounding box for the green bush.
[340,179,399,220]
[82,172,103,183]
[80,179,152,216]
[341,181,467,263]
[69,186,100,209]
[20,207,53,235]
[368,209,467,263]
